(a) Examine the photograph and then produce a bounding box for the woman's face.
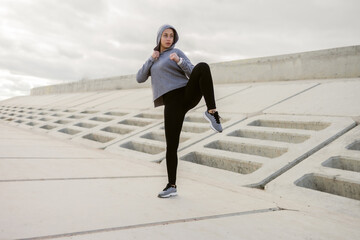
[160,28,174,52]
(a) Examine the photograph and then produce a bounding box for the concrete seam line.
[20,207,282,240]
[192,85,253,112]
[0,175,166,183]
[261,82,321,112]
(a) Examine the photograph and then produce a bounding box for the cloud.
[0,0,360,101]
[0,69,62,101]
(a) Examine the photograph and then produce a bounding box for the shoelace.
[212,112,221,124]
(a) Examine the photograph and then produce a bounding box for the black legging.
[163,62,216,185]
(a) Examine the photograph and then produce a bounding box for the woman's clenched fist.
[152,51,160,60]
[169,53,180,63]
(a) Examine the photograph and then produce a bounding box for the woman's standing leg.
[162,88,186,187]
[164,101,185,185]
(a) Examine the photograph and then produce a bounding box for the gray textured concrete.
[176,114,355,187]
[265,79,360,117]
[210,45,360,84]
[0,122,359,240]
[1,47,360,239]
[266,125,360,216]
[53,210,359,240]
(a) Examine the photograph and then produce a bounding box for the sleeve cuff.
[177,57,183,66]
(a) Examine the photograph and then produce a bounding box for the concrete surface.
[176,114,355,187]
[265,79,360,117]
[210,45,360,84]
[0,122,359,240]
[266,125,360,216]
[1,47,360,239]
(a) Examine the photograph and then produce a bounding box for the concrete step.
[176,114,356,188]
[265,125,360,216]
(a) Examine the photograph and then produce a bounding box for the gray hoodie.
[136,24,194,107]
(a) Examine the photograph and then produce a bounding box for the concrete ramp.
[0,80,359,172]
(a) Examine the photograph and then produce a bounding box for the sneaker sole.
[203,112,222,133]
[158,192,178,198]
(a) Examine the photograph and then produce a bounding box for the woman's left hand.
[169,53,180,63]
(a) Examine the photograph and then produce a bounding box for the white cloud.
[0,0,360,101]
[0,69,62,101]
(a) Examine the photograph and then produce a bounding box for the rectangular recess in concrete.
[80,110,99,114]
[248,120,330,131]
[26,122,38,126]
[120,141,165,155]
[55,120,71,125]
[228,129,310,143]
[101,126,133,135]
[184,115,229,124]
[181,151,262,174]
[52,114,64,117]
[82,133,115,143]
[141,132,189,143]
[40,125,57,130]
[119,119,152,127]
[68,115,84,119]
[74,122,98,128]
[105,111,128,117]
[205,140,288,158]
[140,132,166,142]
[63,109,77,113]
[90,117,113,122]
[295,174,360,201]
[135,113,163,119]
[58,128,81,135]
[322,156,360,173]
[346,141,360,151]
[39,118,52,122]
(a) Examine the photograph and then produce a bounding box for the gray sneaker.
[204,111,223,133]
[158,184,177,198]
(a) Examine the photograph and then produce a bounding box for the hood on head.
[154,24,179,51]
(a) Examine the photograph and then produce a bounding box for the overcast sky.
[1,0,359,101]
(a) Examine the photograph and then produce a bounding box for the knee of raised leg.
[196,62,210,71]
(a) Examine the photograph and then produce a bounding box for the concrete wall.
[209,45,360,83]
[30,74,150,96]
[31,45,360,96]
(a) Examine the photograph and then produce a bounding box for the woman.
[136,24,222,198]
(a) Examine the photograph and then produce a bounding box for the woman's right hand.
[152,51,160,60]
